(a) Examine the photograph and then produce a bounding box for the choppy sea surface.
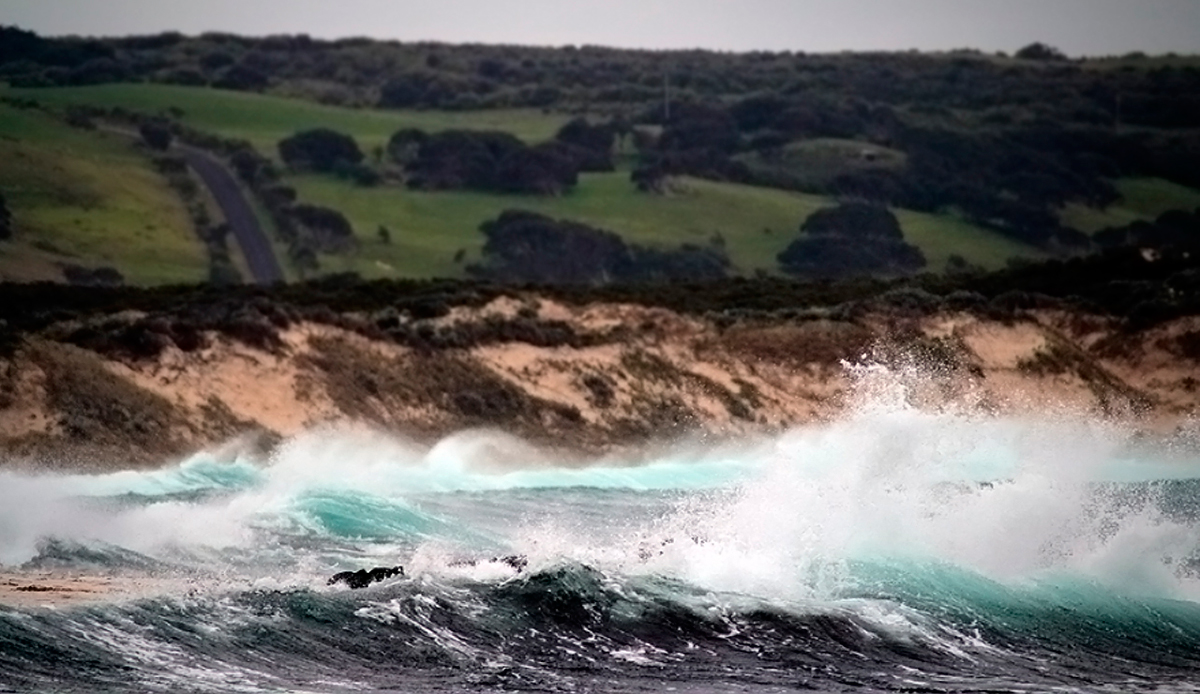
[2,369,1199,693]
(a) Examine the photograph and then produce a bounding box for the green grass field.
[5,84,570,153]
[734,138,907,190]
[0,103,207,284]
[293,172,1044,280]
[3,83,1049,282]
[1061,177,1200,234]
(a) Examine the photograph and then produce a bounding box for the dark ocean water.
[2,393,1200,692]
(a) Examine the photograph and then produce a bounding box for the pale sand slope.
[1,297,1198,470]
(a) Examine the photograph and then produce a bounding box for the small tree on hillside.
[139,121,173,151]
[1015,42,1067,61]
[287,203,356,252]
[278,128,364,172]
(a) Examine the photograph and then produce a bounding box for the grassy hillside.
[293,172,1044,280]
[4,83,1046,281]
[1061,178,1200,234]
[5,84,570,152]
[0,103,207,285]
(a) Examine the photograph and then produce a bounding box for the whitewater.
[2,367,1200,693]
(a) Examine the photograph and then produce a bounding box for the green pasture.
[734,138,907,190]
[2,83,1049,282]
[293,172,1043,280]
[0,103,206,284]
[5,83,571,153]
[1060,177,1200,234]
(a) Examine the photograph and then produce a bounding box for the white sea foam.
[0,363,1197,609]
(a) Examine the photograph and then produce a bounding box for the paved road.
[180,147,285,285]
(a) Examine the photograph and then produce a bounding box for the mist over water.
[2,364,1200,692]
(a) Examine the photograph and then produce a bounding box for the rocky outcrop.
[328,566,404,590]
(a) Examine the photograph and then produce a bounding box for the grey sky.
[4,0,1199,56]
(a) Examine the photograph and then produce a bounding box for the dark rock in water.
[327,565,404,589]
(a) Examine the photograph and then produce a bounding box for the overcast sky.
[5,0,1200,56]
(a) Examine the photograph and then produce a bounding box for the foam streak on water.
[1,367,1199,692]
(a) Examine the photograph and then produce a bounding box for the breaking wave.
[2,366,1199,692]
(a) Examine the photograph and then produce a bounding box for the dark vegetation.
[138,120,173,151]
[468,210,730,284]
[3,26,1200,289]
[3,214,1200,372]
[401,130,580,195]
[6,26,1200,271]
[278,128,363,172]
[776,203,926,278]
[375,118,619,194]
[24,340,186,461]
[305,334,584,436]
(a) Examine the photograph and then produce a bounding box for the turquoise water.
[1,404,1199,692]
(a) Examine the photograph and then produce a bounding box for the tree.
[468,210,729,284]
[1015,43,1067,61]
[0,190,12,240]
[403,130,580,195]
[802,202,904,240]
[229,147,276,184]
[777,203,926,278]
[386,128,428,165]
[139,121,173,151]
[287,204,356,252]
[469,210,634,284]
[278,128,363,172]
[553,118,616,171]
[556,118,615,155]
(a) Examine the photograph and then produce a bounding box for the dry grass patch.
[719,321,873,368]
[22,340,189,465]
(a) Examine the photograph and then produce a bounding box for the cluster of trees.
[395,118,620,194]
[776,203,926,278]
[9,24,1200,279]
[623,90,1200,252]
[120,118,363,276]
[278,128,362,171]
[5,25,1198,127]
[274,117,617,196]
[467,210,729,284]
[230,144,358,270]
[400,130,578,194]
[278,127,380,185]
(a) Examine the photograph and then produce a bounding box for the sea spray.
[1,363,1199,692]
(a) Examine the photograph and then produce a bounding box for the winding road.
[104,125,285,285]
[180,147,285,285]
